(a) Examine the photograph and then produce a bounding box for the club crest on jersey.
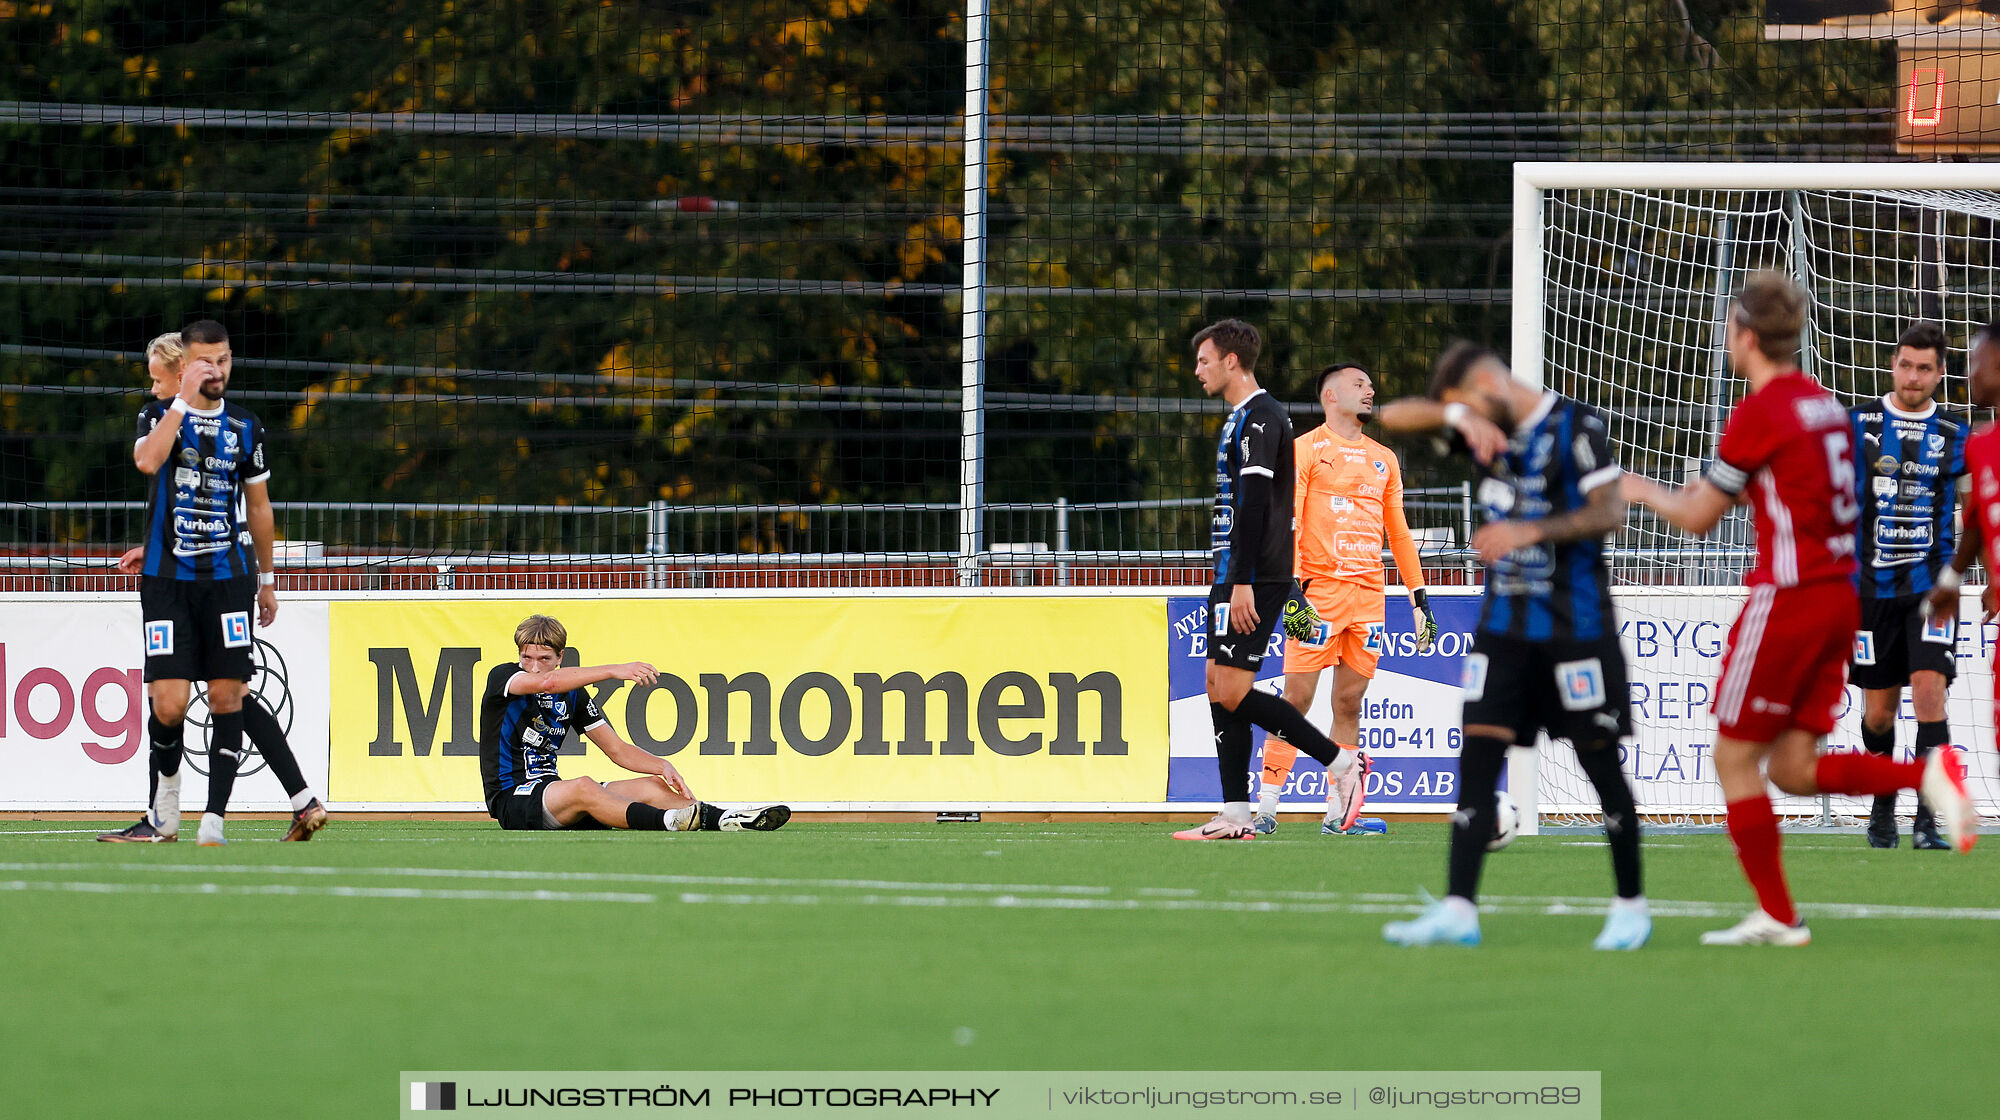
[1477,477,1516,515]
[1555,658,1607,711]
[1528,434,1555,472]
[1372,460,1386,476]
[1928,433,1946,455]
[145,621,173,657]
[220,427,239,455]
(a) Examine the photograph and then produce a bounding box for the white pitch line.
[2,859,1995,921]
[0,861,1116,896]
[0,879,653,903]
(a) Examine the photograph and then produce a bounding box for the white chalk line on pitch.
[0,861,1117,896]
[0,879,653,903]
[1,860,1996,921]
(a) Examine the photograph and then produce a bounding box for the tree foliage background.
[0,1,1891,554]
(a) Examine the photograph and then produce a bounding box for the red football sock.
[1725,795,1796,927]
[1814,751,1923,796]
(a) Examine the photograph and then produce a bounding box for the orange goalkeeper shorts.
[1284,580,1387,677]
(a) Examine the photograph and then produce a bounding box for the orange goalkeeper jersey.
[1293,425,1425,593]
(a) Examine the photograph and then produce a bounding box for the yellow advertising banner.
[329,597,1167,805]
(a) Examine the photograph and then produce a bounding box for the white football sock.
[151,770,182,835]
[1256,786,1282,816]
[1221,801,1252,824]
[289,789,318,812]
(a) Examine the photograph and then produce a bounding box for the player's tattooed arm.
[1471,478,1626,563]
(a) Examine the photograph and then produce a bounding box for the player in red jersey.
[1928,317,2000,764]
[1623,272,1978,946]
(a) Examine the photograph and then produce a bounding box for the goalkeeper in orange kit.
[1256,363,1436,835]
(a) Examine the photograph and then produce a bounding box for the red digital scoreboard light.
[1897,49,2000,153]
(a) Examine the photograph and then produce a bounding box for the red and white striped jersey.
[1704,370,1859,589]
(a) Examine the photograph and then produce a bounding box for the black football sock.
[1577,739,1643,900]
[1233,689,1338,766]
[697,802,724,831]
[1446,735,1509,902]
[1860,724,1894,757]
[242,697,309,800]
[147,714,184,807]
[626,803,670,830]
[1210,702,1254,804]
[1861,723,1897,818]
[203,709,246,817]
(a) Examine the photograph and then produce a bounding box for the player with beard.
[102,332,328,842]
[1376,343,1648,949]
[1254,363,1438,836]
[1847,322,1968,850]
[99,320,326,845]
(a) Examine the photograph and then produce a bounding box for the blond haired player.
[1255,363,1437,835]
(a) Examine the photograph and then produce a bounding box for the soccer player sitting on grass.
[481,614,790,833]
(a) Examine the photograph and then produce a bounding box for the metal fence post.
[957,0,991,587]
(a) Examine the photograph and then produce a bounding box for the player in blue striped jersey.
[1848,322,1969,850]
[479,614,789,833]
[1376,343,1646,949]
[100,321,326,846]
[1174,319,1351,841]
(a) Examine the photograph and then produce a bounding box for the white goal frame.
[1508,162,2000,834]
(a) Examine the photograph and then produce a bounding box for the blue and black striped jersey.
[478,662,608,812]
[1851,397,1968,599]
[1210,389,1295,585]
[135,399,269,581]
[1469,393,1621,642]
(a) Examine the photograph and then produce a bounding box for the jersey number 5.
[1824,432,1859,524]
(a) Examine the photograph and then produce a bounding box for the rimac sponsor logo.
[364,650,1129,759]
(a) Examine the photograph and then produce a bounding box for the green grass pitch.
[2,819,1993,1118]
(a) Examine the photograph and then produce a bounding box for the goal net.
[1514,163,2000,828]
